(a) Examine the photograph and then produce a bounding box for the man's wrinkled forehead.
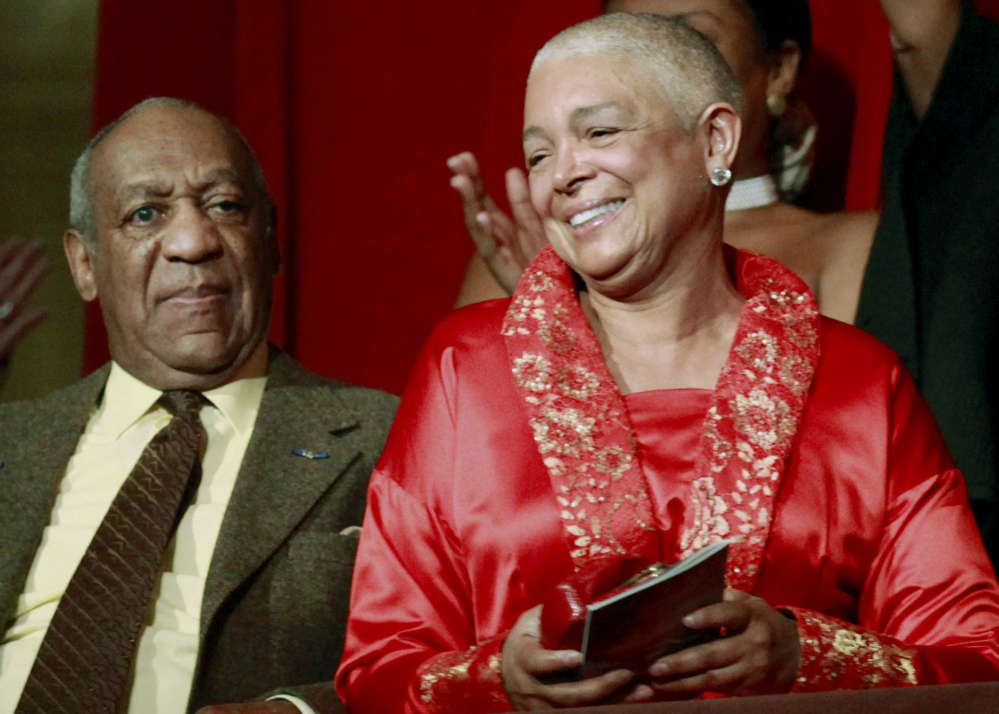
[89,107,253,200]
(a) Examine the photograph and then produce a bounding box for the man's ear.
[701,103,741,175]
[64,230,98,302]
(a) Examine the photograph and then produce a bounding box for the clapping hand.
[0,238,50,390]
[447,152,547,295]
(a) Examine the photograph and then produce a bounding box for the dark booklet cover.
[578,540,730,680]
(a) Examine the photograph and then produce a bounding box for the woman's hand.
[502,605,643,710]
[447,152,546,295]
[648,589,801,697]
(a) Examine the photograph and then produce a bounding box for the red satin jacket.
[336,250,999,713]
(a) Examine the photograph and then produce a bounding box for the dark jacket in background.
[857,1,999,562]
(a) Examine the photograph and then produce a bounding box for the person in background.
[450,0,878,324]
[856,0,999,565]
[0,237,49,393]
[337,14,999,713]
[0,98,397,714]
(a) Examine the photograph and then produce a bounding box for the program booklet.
[578,539,730,680]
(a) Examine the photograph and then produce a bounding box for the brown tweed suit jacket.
[0,349,398,713]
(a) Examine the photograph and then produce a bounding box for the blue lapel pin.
[292,449,329,460]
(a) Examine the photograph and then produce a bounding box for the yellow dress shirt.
[0,362,266,714]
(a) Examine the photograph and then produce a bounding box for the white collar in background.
[725,174,780,211]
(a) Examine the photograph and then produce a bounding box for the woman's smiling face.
[523,53,715,298]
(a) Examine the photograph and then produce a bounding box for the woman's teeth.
[569,200,624,228]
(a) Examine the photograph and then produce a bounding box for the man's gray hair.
[68,97,273,244]
[530,13,744,132]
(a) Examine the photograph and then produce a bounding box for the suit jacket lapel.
[200,353,363,638]
[0,365,110,622]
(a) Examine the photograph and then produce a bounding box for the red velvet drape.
[83,0,999,394]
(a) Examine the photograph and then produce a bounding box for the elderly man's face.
[65,105,277,390]
[524,54,713,299]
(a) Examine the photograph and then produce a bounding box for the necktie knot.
[159,390,204,420]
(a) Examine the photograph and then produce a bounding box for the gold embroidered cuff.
[787,607,919,692]
[415,636,509,713]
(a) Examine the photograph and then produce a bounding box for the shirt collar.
[202,372,268,437]
[98,362,268,440]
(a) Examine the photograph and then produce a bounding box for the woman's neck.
[581,240,744,394]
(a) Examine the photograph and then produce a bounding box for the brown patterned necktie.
[16,390,206,714]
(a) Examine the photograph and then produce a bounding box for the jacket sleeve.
[785,364,999,691]
[334,336,513,714]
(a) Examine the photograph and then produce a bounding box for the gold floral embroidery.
[512,353,553,393]
[682,475,730,553]
[785,315,819,351]
[417,640,507,708]
[594,446,633,481]
[793,609,918,690]
[779,353,812,397]
[505,247,820,580]
[732,389,794,451]
[735,331,779,372]
[538,304,575,354]
[419,651,473,704]
[555,364,601,400]
[530,408,597,457]
[677,254,820,589]
[528,271,554,293]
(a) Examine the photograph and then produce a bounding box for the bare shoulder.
[810,211,879,324]
[723,204,830,292]
[724,207,879,324]
[814,210,879,253]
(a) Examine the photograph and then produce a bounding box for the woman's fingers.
[683,599,753,632]
[647,591,800,696]
[0,239,49,302]
[505,167,547,259]
[0,306,48,360]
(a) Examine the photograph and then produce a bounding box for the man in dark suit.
[0,98,397,714]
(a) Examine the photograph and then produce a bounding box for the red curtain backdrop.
[84,0,999,394]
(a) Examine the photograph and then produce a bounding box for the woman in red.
[336,13,999,713]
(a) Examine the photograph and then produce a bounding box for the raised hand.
[447,152,547,295]
[647,588,800,697]
[0,238,50,391]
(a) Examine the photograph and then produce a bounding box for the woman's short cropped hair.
[530,12,744,132]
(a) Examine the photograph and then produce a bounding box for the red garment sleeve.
[334,337,513,714]
[785,364,999,691]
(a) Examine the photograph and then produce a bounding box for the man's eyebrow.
[197,167,244,190]
[117,168,245,201]
[118,180,172,201]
